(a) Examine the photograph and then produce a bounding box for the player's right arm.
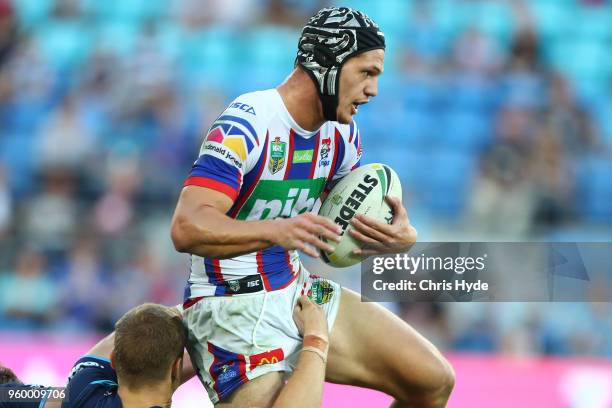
[171,97,340,259]
[171,186,340,259]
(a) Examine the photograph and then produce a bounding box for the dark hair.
[113,303,186,389]
[0,366,21,385]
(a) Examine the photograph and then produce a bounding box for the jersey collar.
[273,89,322,139]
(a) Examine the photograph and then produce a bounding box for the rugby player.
[171,6,454,408]
[56,303,189,407]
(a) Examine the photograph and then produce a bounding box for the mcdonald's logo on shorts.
[249,348,285,371]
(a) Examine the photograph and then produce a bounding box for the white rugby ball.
[318,163,402,267]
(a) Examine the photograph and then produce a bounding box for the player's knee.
[394,351,455,407]
[426,356,455,405]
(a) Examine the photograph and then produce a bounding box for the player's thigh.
[215,371,284,408]
[326,288,452,398]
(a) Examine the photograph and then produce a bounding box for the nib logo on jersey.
[239,178,327,220]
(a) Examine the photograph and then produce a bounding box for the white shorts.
[182,266,342,404]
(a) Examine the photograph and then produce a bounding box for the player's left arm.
[350,195,417,257]
[85,310,196,385]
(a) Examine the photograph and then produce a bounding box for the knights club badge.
[269,136,287,174]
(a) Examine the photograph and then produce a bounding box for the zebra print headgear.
[296,7,385,122]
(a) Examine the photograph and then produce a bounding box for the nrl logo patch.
[269,136,287,174]
[307,279,334,305]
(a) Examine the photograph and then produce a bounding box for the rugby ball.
[318,163,402,267]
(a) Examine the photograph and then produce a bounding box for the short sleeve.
[326,120,362,191]
[184,98,263,201]
[62,355,118,407]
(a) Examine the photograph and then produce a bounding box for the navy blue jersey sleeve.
[61,355,120,408]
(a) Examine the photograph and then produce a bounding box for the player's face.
[336,49,385,124]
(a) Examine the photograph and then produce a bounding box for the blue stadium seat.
[429,0,469,38]
[438,108,493,153]
[529,0,574,41]
[569,7,612,42]
[239,26,299,88]
[0,133,36,196]
[35,21,94,69]
[465,1,513,46]
[576,156,612,222]
[421,150,477,218]
[390,76,440,111]
[11,0,53,29]
[94,21,140,58]
[447,74,500,113]
[178,26,240,89]
[358,0,413,37]
[549,40,612,84]
[82,0,167,23]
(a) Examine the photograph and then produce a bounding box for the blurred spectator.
[544,73,597,154]
[36,94,98,169]
[0,164,10,239]
[171,0,259,29]
[21,168,79,255]
[453,28,503,76]
[107,245,180,324]
[466,106,537,237]
[93,157,139,237]
[0,0,16,68]
[58,238,111,330]
[530,124,574,230]
[0,248,59,327]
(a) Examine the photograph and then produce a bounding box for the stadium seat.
[438,108,493,153]
[94,21,140,58]
[357,0,413,38]
[421,150,477,218]
[177,26,240,89]
[575,156,612,222]
[447,74,500,113]
[529,0,574,41]
[35,21,94,69]
[239,26,299,89]
[465,1,513,46]
[10,0,54,30]
[549,41,612,84]
[0,133,36,196]
[81,0,167,23]
[429,0,469,39]
[569,7,612,42]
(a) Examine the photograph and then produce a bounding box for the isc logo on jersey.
[239,178,327,221]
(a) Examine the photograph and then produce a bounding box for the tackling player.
[172,6,454,408]
[61,303,190,407]
[2,298,327,408]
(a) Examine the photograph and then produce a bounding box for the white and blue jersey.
[183,89,362,299]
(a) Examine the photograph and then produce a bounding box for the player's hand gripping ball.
[318,163,402,267]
